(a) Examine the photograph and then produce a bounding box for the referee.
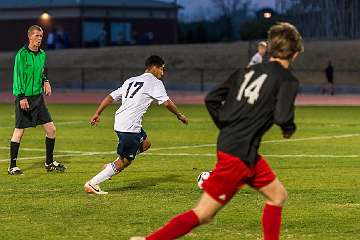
[8,25,66,175]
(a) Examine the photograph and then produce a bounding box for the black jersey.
[205,61,299,166]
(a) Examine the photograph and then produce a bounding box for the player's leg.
[139,137,151,153]
[142,192,222,240]
[85,156,130,195]
[138,128,151,153]
[251,156,287,240]
[258,178,287,240]
[85,131,140,195]
[132,151,248,240]
[8,128,25,175]
[42,122,65,172]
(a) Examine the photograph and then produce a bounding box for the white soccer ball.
[197,171,212,189]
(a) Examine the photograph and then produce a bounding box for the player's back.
[205,61,299,166]
[111,73,169,133]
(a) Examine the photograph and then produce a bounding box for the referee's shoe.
[44,161,66,172]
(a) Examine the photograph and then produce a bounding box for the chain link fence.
[1,67,360,93]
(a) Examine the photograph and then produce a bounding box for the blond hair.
[267,22,304,60]
[27,25,43,35]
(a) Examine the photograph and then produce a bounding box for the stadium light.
[40,11,51,21]
[263,12,272,19]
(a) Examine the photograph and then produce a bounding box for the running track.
[1,92,360,106]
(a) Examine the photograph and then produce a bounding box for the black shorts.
[116,128,147,161]
[15,94,52,129]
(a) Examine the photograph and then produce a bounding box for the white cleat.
[84,181,108,195]
[130,237,145,240]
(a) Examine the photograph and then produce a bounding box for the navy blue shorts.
[115,128,147,161]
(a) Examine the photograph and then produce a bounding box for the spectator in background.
[132,31,139,45]
[98,27,107,47]
[247,41,267,68]
[322,61,335,95]
[55,28,64,49]
[46,30,55,50]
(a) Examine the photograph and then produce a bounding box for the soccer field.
[0,103,359,240]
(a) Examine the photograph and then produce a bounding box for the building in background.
[0,0,180,51]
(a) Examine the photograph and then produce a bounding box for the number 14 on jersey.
[237,71,267,104]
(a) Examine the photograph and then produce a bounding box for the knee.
[271,189,288,207]
[47,125,56,138]
[11,130,24,142]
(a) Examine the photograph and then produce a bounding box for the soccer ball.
[197,171,212,189]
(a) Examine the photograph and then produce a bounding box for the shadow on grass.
[109,174,185,191]
[21,160,71,172]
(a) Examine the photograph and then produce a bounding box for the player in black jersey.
[130,22,304,240]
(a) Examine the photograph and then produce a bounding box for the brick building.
[0,0,180,51]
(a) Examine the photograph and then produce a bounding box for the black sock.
[10,141,20,168]
[45,137,55,164]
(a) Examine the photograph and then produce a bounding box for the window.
[111,22,132,45]
[83,21,105,46]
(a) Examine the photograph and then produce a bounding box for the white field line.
[0,152,102,162]
[0,152,359,163]
[0,121,86,129]
[0,133,359,159]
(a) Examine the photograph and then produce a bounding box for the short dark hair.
[145,55,165,68]
[267,22,304,60]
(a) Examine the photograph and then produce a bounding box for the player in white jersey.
[247,41,267,68]
[84,55,188,195]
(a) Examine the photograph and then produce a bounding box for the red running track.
[1,91,360,106]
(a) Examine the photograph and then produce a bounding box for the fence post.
[80,68,85,91]
[200,68,205,93]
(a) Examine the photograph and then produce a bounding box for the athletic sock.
[89,163,118,186]
[45,137,55,165]
[10,141,20,168]
[146,210,200,240]
[262,204,282,240]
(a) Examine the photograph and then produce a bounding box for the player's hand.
[43,81,52,96]
[90,114,101,126]
[282,123,296,139]
[282,131,293,139]
[177,113,188,125]
[19,98,30,111]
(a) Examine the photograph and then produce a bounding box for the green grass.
[0,103,360,240]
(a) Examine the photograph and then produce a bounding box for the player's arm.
[205,70,238,129]
[163,99,188,124]
[42,56,52,96]
[14,52,30,110]
[90,95,114,126]
[274,78,299,138]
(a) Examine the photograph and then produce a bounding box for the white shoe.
[129,237,145,240]
[84,181,108,195]
[8,166,24,175]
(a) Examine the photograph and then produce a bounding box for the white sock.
[89,163,117,186]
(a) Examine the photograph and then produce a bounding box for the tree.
[211,0,251,41]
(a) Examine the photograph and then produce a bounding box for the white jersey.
[110,73,169,133]
[248,52,263,67]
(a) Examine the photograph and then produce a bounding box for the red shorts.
[202,151,276,205]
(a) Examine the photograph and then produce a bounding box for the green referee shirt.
[13,46,48,98]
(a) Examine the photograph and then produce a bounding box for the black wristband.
[18,93,26,100]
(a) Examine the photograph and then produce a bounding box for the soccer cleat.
[129,237,145,240]
[8,167,24,175]
[84,181,108,195]
[44,161,66,172]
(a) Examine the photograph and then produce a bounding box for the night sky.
[163,0,276,21]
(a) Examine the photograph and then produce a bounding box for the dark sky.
[163,0,276,21]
